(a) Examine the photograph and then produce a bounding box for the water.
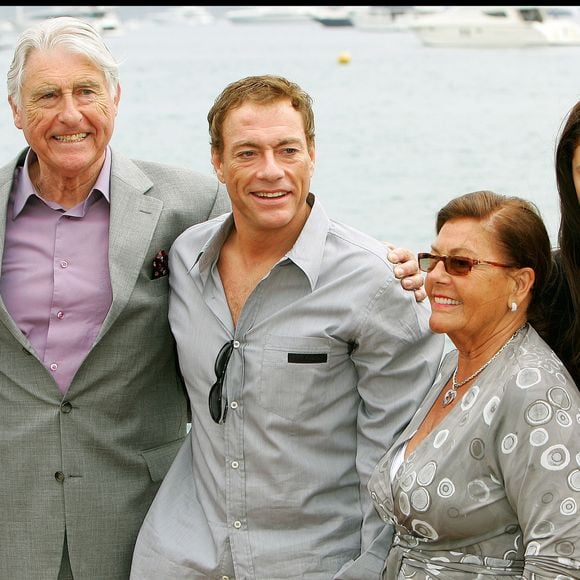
[0,17,576,252]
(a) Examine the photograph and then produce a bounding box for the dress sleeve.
[494,362,580,578]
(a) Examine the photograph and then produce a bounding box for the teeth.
[54,133,87,143]
[434,297,461,305]
[255,192,286,198]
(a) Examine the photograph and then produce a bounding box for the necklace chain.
[442,324,526,407]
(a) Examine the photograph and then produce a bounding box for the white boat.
[14,6,123,36]
[310,6,358,28]
[410,5,580,48]
[224,6,316,25]
[148,6,215,27]
[352,6,448,33]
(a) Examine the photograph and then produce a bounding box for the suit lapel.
[96,151,163,341]
[0,150,164,346]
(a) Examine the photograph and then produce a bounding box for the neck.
[453,320,526,374]
[230,202,311,263]
[30,159,102,210]
[441,323,526,407]
[454,323,526,387]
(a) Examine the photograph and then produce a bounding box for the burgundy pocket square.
[152,250,169,278]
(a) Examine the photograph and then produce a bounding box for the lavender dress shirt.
[0,149,112,393]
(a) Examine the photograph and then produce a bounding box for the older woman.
[368,190,580,579]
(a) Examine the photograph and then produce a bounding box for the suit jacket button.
[54,471,65,483]
[61,401,73,413]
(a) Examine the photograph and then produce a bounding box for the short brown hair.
[207,75,315,155]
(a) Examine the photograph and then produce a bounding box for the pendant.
[442,388,456,407]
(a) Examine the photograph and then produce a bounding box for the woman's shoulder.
[503,325,578,404]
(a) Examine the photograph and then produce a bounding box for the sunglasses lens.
[208,380,222,422]
[209,341,234,424]
[215,342,233,375]
[448,257,472,276]
[418,254,436,272]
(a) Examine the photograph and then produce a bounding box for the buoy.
[337,51,351,64]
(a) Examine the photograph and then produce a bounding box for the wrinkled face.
[211,98,315,236]
[9,46,119,177]
[425,217,515,346]
[573,144,580,204]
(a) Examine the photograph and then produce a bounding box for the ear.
[508,267,535,309]
[8,96,22,130]
[113,83,121,114]
[211,149,225,183]
[308,144,315,177]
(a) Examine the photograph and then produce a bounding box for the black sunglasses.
[209,340,234,424]
[418,252,513,277]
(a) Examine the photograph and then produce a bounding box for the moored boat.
[410,5,580,48]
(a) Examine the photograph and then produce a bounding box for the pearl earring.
[511,302,518,312]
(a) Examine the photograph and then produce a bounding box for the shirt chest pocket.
[258,335,350,422]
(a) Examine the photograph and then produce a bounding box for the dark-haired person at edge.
[368,190,579,578]
[130,74,445,579]
[0,18,430,580]
[541,100,580,384]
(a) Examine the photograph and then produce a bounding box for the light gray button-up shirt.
[131,195,445,579]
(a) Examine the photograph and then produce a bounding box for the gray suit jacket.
[0,148,230,580]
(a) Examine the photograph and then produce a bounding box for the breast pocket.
[148,275,169,297]
[258,335,349,422]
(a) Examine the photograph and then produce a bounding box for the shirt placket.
[224,275,269,578]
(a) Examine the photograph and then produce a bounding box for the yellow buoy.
[337,51,351,65]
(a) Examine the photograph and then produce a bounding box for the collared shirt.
[133,195,445,579]
[0,148,113,393]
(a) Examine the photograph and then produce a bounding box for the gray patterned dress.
[368,324,580,579]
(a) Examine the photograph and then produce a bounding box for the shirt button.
[60,260,69,268]
[231,461,239,469]
[222,577,229,580]
[50,363,58,371]
[56,311,64,319]
[233,520,242,529]
[233,340,240,348]
[230,401,238,409]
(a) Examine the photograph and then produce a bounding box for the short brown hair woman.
[367,190,579,578]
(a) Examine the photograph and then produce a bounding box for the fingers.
[389,248,418,279]
[413,287,427,303]
[400,272,424,291]
[387,247,413,266]
[387,246,427,303]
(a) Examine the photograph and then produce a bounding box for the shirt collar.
[285,193,329,290]
[196,193,330,291]
[12,147,112,217]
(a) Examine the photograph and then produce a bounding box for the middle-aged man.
[0,17,427,580]
[131,75,445,580]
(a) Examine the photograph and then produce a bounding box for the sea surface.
[0,14,577,252]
